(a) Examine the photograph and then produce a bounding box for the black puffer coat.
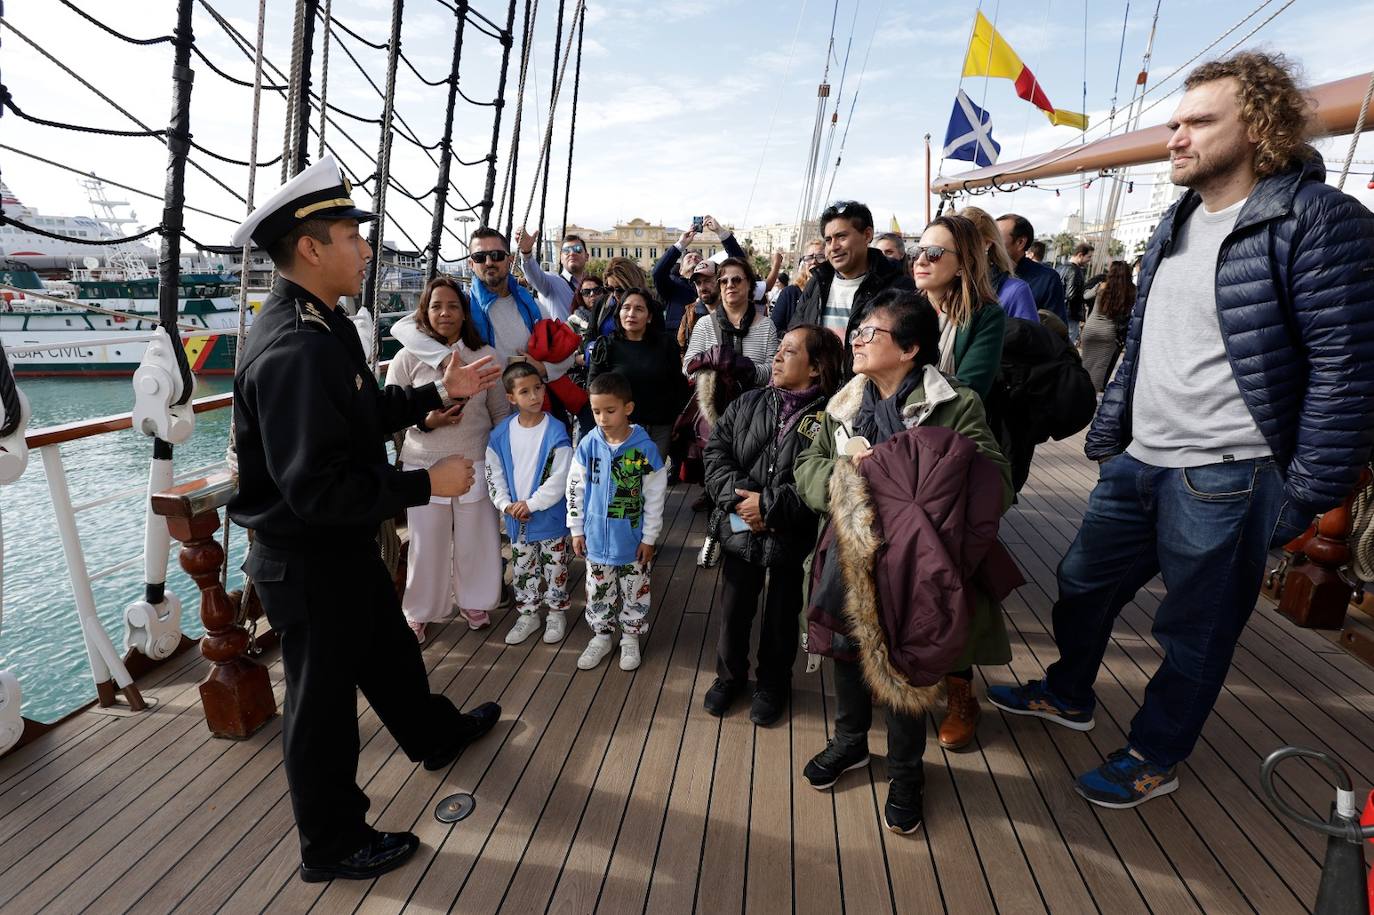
[1089,153,1374,513]
[703,386,827,567]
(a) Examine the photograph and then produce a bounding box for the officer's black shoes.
[299,830,420,883]
[423,701,503,771]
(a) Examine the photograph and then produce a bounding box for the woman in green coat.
[794,289,1014,835]
[910,214,1006,402]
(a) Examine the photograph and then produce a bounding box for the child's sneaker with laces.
[542,610,566,643]
[1075,748,1178,808]
[577,634,614,670]
[986,679,1095,731]
[618,634,641,671]
[504,614,541,645]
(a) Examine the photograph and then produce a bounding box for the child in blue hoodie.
[486,363,574,646]
[567,372,668,671]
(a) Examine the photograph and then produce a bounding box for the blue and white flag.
[943,89,1001,167]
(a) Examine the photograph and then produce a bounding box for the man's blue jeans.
[1045,453,1299,767]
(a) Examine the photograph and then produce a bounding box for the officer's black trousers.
[261,539,465,865]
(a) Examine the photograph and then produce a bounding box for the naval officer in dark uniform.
[228,156,505,883]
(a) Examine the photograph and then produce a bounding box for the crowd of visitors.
[230,49,1374,880]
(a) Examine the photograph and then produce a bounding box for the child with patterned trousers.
[486,362,574,645]
[567,372,668,671]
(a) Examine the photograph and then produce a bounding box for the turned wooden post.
[1274,469,1372,630]
[152,473,276,738]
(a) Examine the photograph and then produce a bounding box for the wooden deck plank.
[694,687,755,914]
[788,675,845,915]
[538,513,712,914]
[166,624,488,915]
[499,498,706,914]
[919,737,998,915]
[744,696,794,915]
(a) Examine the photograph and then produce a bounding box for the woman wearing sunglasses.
[910,215,1007,403]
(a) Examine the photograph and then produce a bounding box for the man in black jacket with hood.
[788,200,914,371]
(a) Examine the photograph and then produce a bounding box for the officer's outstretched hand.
[443,353,501,399]
[429,454,475,497]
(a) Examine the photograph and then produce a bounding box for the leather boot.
[938,675,981,750]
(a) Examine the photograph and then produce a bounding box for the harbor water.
[0,376,247,723]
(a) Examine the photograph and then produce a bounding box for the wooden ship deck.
[2,435,1372,914]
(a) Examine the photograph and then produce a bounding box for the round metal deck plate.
[435,792,476,824]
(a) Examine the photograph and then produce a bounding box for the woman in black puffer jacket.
[701,324,844,726]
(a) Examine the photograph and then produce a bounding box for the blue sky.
[4,0,1373,255]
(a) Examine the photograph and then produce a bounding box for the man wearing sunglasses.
[513,227,588,322]
[652,214,747,333]
[787,200,913,370]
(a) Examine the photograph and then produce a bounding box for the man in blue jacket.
[989,52,1374,808]
[997,212,1066,321]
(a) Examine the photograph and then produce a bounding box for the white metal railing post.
[0,385,31,754]
[39,445,145,709]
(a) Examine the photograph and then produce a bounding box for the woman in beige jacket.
[385,276,510,639]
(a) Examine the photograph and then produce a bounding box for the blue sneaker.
[1075,748,1178,809]
[986,679,1095,731]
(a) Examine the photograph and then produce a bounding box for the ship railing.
[3,354,396,755]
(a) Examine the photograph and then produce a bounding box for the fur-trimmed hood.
[825,364,960,431]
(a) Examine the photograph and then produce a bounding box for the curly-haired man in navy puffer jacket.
[988,52,1374,810]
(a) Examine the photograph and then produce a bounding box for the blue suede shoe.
[986,679,1095,731]
[1075,748,1178,809]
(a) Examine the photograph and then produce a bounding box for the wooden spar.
[931,71,1374,194]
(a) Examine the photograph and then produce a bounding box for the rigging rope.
[810,1,860,217]
[498,0,539,237]
[519,0,584,234]
[0,19,247,205]
[560,6,584,240]
[0,215,164,245]
[822,0,884,208]
[318,0,334,158]
[740,0,810,233]
[364,0,406,373]
[1336,71,1374,191]
[191,44,287,91]
[535,0,568,243]
[56,0,174,45]
[792,0,841,248]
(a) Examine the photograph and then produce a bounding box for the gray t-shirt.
[1127,197,1271,467]
[487,294,532,363]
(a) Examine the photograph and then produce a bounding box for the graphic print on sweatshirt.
[588,448,653,528]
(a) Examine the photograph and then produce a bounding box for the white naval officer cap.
[230,154,377,249]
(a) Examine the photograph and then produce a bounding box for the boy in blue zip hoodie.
[486,363,574,646]
[567,372,668,671]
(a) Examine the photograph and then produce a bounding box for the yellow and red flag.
[962,11,1087,130]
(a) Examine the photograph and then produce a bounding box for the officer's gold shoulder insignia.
[296,299,330,331]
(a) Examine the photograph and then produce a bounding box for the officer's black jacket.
[229,278,441,548]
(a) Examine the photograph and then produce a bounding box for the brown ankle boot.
[938,675,981,750]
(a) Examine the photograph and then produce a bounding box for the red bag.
[1363,790,1374,913]
[525,319,588,414]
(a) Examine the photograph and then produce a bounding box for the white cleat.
[577,634,614,670]
[543,610,567,644]
[504,614,541,645]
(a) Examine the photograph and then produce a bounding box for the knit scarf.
[775,383,823,441]
[467,274,543,348]
[937,312,959,374]
[855,368,922,445]
[716,302,755,354]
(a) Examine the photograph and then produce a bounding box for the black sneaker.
[750,685,789,726]
[703,678,743,717]
[802,738,870,789]
[423,701,502,771]
[884,780,924,835]
[299,830,420,883]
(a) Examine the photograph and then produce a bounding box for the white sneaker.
[543,610,567,643]
[619,635,641,671]
[577,634,614,670]
[504,614,541,645]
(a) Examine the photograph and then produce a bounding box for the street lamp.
[455,214,475,279]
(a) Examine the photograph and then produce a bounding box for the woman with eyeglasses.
[770,240,823,334]
[568,274,602,339]
[587,287,689,459]
[910,215,1008,402]
[794,289,1016,835]
[957,207,1039,322]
